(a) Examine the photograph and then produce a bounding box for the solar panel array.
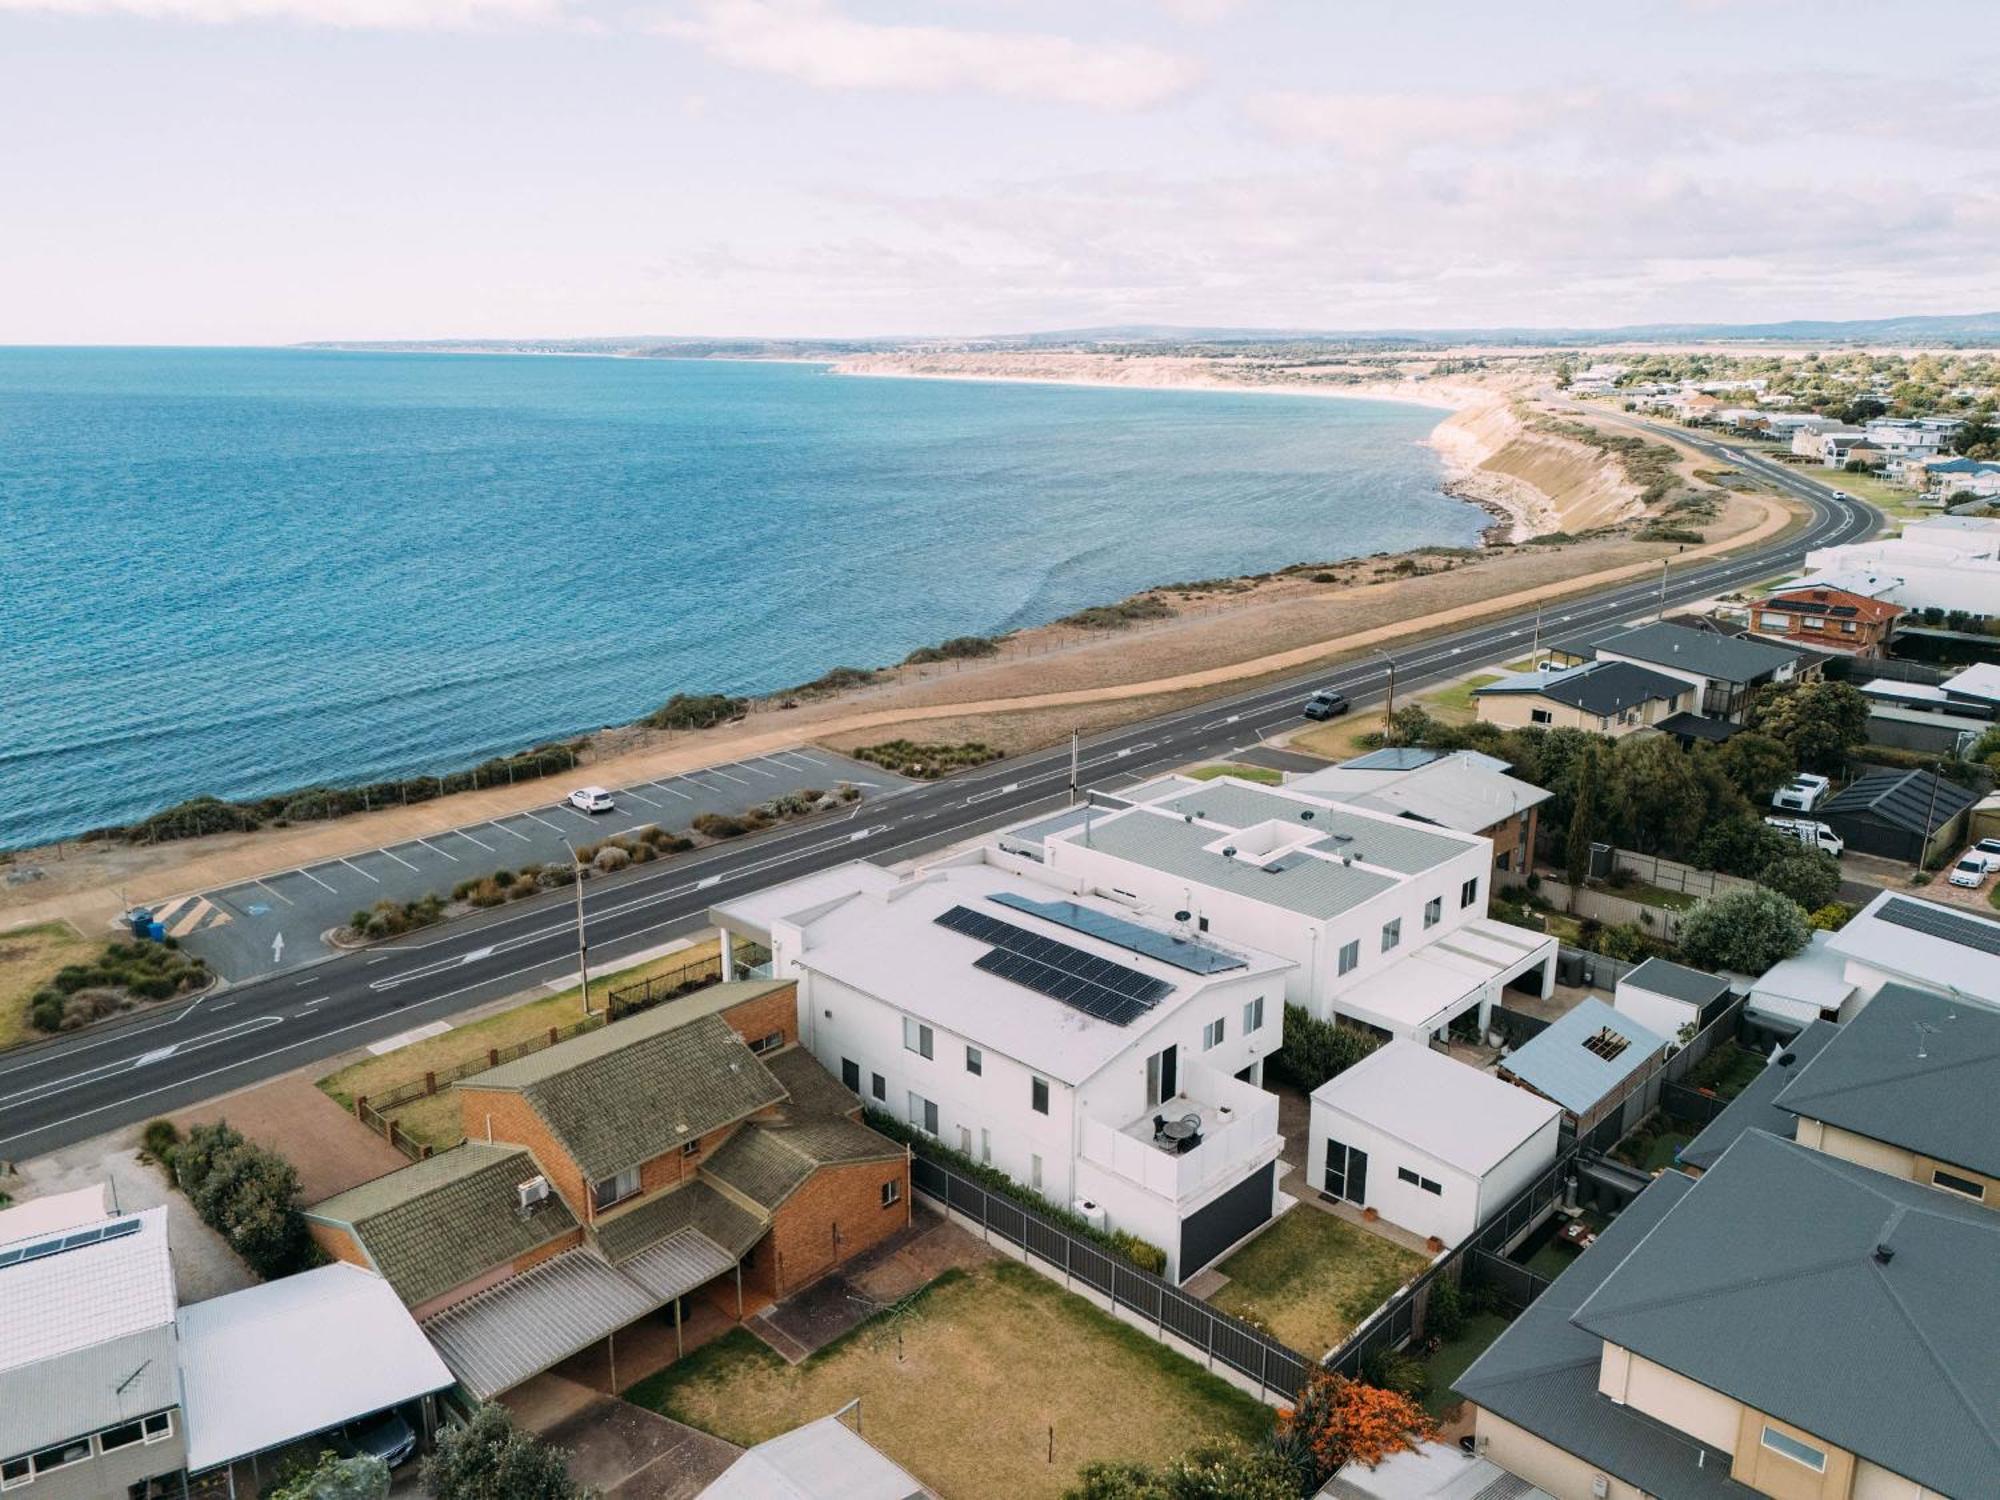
[0,1216,142,1271]
[1880,897,2000,957]
[935,904,1172,1025]
[989,891,1246,974]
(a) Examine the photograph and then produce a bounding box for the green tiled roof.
[703,1117,904,1212]
[468,1010,788,1182]
[306,1143,578,1308]
[761,1045,861,1119]
[593,1180,768,1263]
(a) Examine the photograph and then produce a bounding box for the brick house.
[1747,584,1905,657]
[306,980,908,1400]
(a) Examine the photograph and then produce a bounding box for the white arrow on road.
[271,932,285,964]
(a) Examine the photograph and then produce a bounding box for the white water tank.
[1073,1198,1108,1232]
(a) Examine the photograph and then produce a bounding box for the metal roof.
[1677,1021,1839,1172]
[1825,891,2000,1004]
[1312,1040,1560,1177]
[177,1262,453,1472]
[617,1228,739,1305]
[1473,661,1691,717]
[1320,1444,1552,1500]
[1620,958,1730,1008]
[422,1248,660,1399]
[1499,999,1668,1115]
[1772,983,2000,1178]
[1144,786,1476,875]
[697,1413,933,1500]
[1821,768,1976,835]
[1596,620,1804,682]
[1572,1132,2000,1498]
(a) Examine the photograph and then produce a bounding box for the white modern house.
[1821,890,2000,1014]
[1308,1042,1560,1248]
[1803,515,2000,615]
[1027,775,1558,1043]
[712,854,1296,1281]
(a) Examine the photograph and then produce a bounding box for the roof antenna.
[1913,1020,1941,1060]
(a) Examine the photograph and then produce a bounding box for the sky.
[2,0,1997,344]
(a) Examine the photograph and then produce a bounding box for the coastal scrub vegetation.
[171,1120,322,1280]
[83,741,588,845]
[852,739,1003,778]
[904,633,1002,664]
[1060,596,1175,630]
[27,938,209,1034]
[346,894,446,941]
[789,665,879,696]
[644,692,745,729]
[1530,415,1685,508]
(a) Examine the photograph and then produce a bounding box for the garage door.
[1178,1163,1276,1280]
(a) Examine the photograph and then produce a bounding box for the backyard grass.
[1290,710,1386,761]
[1209,1208,1428,1357]
[0,920,101,1049]
[1421,1311,1512,1418]
[317,937,725,1117]
[1184,763,1283,785]
[1424,674,1501,719]
[626,1262,1272,1500]
[1686,1041,1767,1102]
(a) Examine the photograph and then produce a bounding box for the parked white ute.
[1764,816,1843,857]
[567,786,615,814]
[1771,774,1832,813]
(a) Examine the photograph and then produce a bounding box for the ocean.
[0,348,1482,849]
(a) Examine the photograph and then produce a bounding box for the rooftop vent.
[1221,847,1237,859]
[1776,1052,1797,1067]
[1873,1242,1895,1265]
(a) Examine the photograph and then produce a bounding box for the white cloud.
[0,0,562,25]
[662,0,1202,110]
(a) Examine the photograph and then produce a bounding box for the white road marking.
[489,819,534,842]
[0,1014,287,1113]
[416,837,461,862]
[648,781,692,800]
[254,879,294,907]
[618,785,661,807]
[452,827,496,853]
[521,809,568,832]
[379,846,421,872]
[341,857,381,883]
[294,867,339,893]
[730,759,779,778]
[271,933,285,965]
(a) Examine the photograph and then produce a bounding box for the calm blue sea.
[0,348,1481,849]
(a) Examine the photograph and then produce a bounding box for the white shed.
[1307,1041,1562,1247]
[1613,957,1732,1043]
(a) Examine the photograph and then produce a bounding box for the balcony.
[1077,1061,1282,1205]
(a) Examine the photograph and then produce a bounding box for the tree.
[424,1404,589,1500]
[1747,681,1869,776]
[268,1452,389,1500]
[190,1139,316,1279]
[1950,413,1997,458]
[1677,887,1810,974]
[1713,731,1796,805]
[1268,1005,1381,1092]
[1693,816,1790,879]
[1606,735,1706,857]
[173,1119,247,1201]
[1277,1371,1437,1488]
[1066,1444,1302,1500]
[1564,746,1601,899]
[1757,847,1843,912]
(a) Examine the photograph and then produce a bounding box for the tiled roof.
[761,1045,862,1120]
[593,1180,767,1264]
[466,1011,788,1182]
[703,1118,903,1212]
[306,1144,579,1308]
[1821,768,1976,836]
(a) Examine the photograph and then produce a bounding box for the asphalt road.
[0,430,1876,1162]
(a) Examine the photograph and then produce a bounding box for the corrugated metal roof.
[1500,998,1667,1114]
[697,1414,934,1500]
[617,1229,738,1305]
[422,1248,658,1399]
[177,1262,452,1472]
[0,1328,181,1458]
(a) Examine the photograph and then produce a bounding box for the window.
[965,1045,983,1076]
[1146,1043,1179,1108]
[881,1180,901,1208]
[1495,849,1512,872]
[980,1128,992,1165]
[681,1139,701,1158]
[31,1440,90,1477]
[1030,1154,1043,1192]
[1242,996,1265,1034]
[871,1072,887,1102]
[907,1092,938,1135]
[1931,1167,1985,1200]
[1419,1177,1442,1196]
[1757,610,1781,630]
[1337,939,1360,976]
[841,1057,860,1092]
[1423,896,1442,929]
[1202,1017,1225,1051]
[1759,1426,1827,1474]
[592,1166,640,1211]
[1840,620,1857,634]
[1460,876,1479,908]
[1530,708,1554,725]
[902,1018,933,1059]
[749,1031,783,1055]
[1031,1076,1050,1114]
[1197,916,1209,932]
[1803,615,1826,631]
[1397,1167,1420,1186]
[958,1125,972,1154]
[0,1458,26,1491]
[98,1423,144,1454]
[1380,918,1401,953]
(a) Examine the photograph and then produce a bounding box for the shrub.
[592,845,630,873]
[142,1119,181,1166]
[850,740,1003,779]
[1059,596,1174,630]
[790,665,878,696]
[27,940,209,1032]
[1678,886,1810,974]
[1267,1005,1381,1091]
[643,692,745,730]
[692,811,760,839]
[424,1405,585,1500]
[1361,1347,1429,1402]
[466,879,508,908]
[177,1121,320,1279]
[1425,1274,1464,1341]
[346,894,448,941]
[904,634,1000,665]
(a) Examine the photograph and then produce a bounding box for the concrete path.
[504,1374,740,1500]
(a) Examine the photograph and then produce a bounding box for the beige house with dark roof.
[306,980,909,1399]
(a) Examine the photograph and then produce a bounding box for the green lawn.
[1209,1208,1428,1357]
[1798,464,1930,519]
[1425,674,1502,718]
[627,1263,1271,1500]
[1184,763,1283,785]
[1421,1311,1512,1417]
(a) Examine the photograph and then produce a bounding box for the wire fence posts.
[606,940,770,1020]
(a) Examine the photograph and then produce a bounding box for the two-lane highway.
[0,430,1877,1161]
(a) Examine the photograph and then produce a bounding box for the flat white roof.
[0,1184,106,1243]
[1313,1041,1560,1177]
[710,859,902,939]
[1826,891,2000,1006]
[1332,919,1554,1035]
[697,1414,931,1500]
[1749,931,1854,1014]
[792,862,1291,1085]
[177,1262,454,1472]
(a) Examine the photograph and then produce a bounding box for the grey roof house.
[1818,768,1976,864]
[1676,1019,1838,1173]
[1588,620,1807,722]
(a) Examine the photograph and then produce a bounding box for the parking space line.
[558,804,600,823]
[380,846,421,872]
[729,759,779,779]
[489,819,534,842]
[340,857,380,883]
[254,879,294,907]
[415,837,461,862]
[647,781,692,800]
[701,766,752,786]
[521,810,568,832]
[451,828,496,853]
[294,867,339,893]
[619,785,662,807]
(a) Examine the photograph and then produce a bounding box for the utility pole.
[1920,760,1944,874]
[1379,652,1398,744]
[562,837,592,1016]
[1657,557,1669,621]
[1069,729,1080,806]
[1530,607,1542,664]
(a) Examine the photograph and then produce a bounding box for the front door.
[1323,1137,1369,1204]
[1147,1043,1179,1108]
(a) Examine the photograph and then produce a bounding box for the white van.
[1765,816,1843,857]
[1771,774,1832,813]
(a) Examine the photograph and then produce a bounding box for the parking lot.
[154,747,911,982]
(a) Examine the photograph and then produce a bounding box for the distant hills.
[302,310,2000,356]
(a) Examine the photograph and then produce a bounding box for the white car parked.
[1947,857,1989,890]
[567,786,615,814]
[1970,838,2000,873]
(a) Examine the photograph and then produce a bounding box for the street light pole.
[1657,557,1669,621]
[561,837,592,1016]
[1378,652,1398,744]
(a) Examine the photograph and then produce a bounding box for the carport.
[177,1262,454,1494]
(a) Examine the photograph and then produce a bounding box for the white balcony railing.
[1077,1063,1281,1205]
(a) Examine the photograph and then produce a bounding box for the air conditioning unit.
[1072,1198,1108,1233]
[517,1176,551,1212]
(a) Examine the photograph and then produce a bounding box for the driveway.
[503,1374,739,1500]
[172,1071,407,1201]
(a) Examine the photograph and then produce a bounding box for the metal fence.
[607,941,769,1020]
[909,1156,1316,1402]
